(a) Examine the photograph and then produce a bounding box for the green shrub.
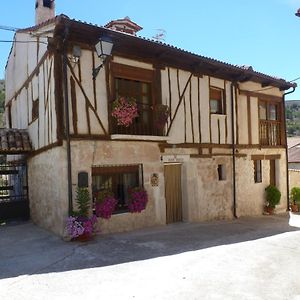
[291,187,300,205]
[74,187,90,217]
[265,185,281,208]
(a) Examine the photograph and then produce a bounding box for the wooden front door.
[164,163,182,224]
[270,160,276,186]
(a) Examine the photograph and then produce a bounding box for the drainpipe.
[62,24,73,215]
[231,82,238,218]
[283,86,296,211]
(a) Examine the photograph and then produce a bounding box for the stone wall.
[28,145,68,236]
[70,140,166,234]
[289,169,300,191]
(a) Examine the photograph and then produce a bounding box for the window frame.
[92,164,144,214]
[254,159,262,183]
[217,164,226,181]
[32,98,39,122]
[209,86,226,115]
[110,62,163,136]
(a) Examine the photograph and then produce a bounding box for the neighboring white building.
[4,1,296,236]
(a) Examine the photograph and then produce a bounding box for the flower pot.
[264,206,274,215]
[75,232,92,242]
[291,204,299,213]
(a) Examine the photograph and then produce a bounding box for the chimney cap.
[104,17,142,35]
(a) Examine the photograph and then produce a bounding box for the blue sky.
[1,0,300,99]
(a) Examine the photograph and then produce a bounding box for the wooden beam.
[167,72,193,135]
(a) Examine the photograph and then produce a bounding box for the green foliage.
[286,102,300,136]
[0,90,4,113]
[265,185,281,208]
[74,187,90,217]
[290,187,300,205]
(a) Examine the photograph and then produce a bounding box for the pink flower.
[111,97,139,127]
[128,187,148,213]
[95,196,117,219]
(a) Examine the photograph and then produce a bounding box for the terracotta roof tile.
[0,129,32,153]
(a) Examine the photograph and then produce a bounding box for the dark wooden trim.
[78,58,82,83]
[92,164,139,175]
[106,58,112,134]
[217,119,221,144]
[86,100,91,135]
[70,76,78,134]
[197,77,201,143]
[225,115,228,144]
[6,51,49,107]
[235,85,239,145]
[247,95,252,145]
[190,154,212,158]
[265,154,281,160]
[167,72,193,135]
[208,77,212,143]
[239,89,282,102]
[111,62,154,82]
[29,140,63,158]
[92,50,97,110]
[154,67,162,106]
[67,60,108,135]
[70,134,109,140]
[189,80,194,143]
[168,68,172,120]
[251,155,265,160]
[54,50,64,141]
[235,153,247,158]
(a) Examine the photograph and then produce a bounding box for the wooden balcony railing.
[111,104,166,136]
[259,120,282,146]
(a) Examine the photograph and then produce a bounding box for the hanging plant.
[111,96,139,127]
[95,190,117,219]
[128,186,148,213]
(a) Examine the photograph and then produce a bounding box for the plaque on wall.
[150,173,159,187]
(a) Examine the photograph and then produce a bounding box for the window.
[217,164,226,181]
[32,99,39,121]
[254,160,262,183]
[259,100,281,146]
[92,164,143,214]
[210,87,225,114]
[111,62,163,136]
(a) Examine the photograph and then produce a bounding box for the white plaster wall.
[237,95,248,144]
[239,82,283,97]
[28,145,68,236]
[289,169,300,191]
[250,96,259,144]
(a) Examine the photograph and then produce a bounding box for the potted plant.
[264,185,281,214]
[111,96,139,127]
[153,104,169,129]
[66,187,98,241]
[95,190,117,219]
[290,187,300,212]
[128,186,148,213]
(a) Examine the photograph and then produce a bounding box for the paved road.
[1,214,300,299]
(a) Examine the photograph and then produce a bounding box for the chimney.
[104,17,142,36]
[35,0,55,25]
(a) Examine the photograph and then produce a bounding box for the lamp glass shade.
[95,37,113,57]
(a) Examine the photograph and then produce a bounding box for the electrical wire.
[0,40,48,45]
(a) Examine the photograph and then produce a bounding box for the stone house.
[4,0,296,236]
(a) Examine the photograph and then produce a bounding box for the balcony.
[259,120,282,146]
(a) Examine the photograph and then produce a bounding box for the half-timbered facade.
[5,11,296,236]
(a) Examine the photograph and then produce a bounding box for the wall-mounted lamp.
[92,36,113,79]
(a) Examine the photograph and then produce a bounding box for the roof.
[15,14,297,91]
[0,129,32,154]
[287,137,300,149]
